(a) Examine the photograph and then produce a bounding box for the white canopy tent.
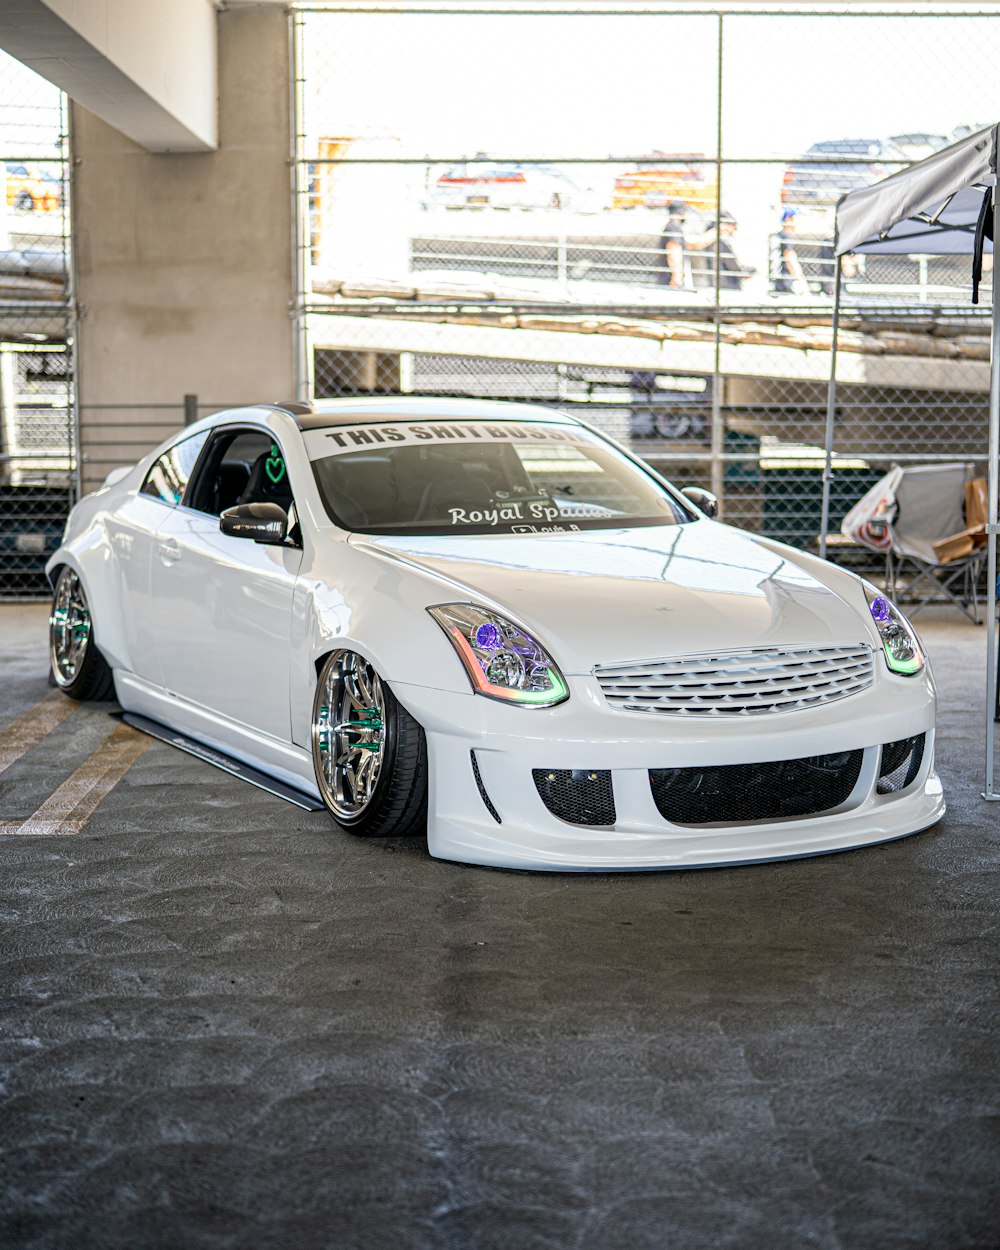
[820,123,999,799]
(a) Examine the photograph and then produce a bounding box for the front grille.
[595,644,874,716]
[649,749,864,825]
[533,769,615,827]
[877,734,925,795]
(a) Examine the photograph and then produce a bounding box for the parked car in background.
[39,169,63,207]
[611,153,717,211]
[430,162,587,210]
[4,163,61,212]
[888,133,949,161]
[781,138,907,207]
[951,122,991,142]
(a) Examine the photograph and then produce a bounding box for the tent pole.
[819,262,842,560]
[984,184,1000,800]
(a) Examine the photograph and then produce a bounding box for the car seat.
[414,465,495,522]
[216,461,251,512]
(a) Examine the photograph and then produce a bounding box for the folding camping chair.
[885,463,986,625]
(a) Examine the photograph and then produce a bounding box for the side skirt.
[120,712,325,812]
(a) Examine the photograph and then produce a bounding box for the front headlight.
[863,582,924,676]
[428,603,569,707]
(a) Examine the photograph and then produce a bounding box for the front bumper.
[392,670,944,871]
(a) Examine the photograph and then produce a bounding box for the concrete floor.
[1,602,998,1250]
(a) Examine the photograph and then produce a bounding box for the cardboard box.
[933,525,988,564]
[966,477,989,529]
[931,477,990,563]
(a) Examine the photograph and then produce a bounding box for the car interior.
[187,429,295,517]
[315,442,548,528]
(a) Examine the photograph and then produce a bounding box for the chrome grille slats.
[594,644,874,716]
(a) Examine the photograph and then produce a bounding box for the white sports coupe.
[47,397,944,870]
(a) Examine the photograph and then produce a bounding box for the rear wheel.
[49,566,115,700]
[311,649,427,838]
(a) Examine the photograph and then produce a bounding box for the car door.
[108,428,212,687]
[149,425,303,742]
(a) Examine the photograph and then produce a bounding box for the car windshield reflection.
[308,420,692,536]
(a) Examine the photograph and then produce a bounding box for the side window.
[140,430,210,505]
[186,428,296,518]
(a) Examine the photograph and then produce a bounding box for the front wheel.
[49,566,115,700]
[311,649,427,838]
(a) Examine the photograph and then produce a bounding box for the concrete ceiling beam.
[0,0,218,152]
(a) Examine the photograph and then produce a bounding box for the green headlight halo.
[862,581,925,676]
[428,603,569,707]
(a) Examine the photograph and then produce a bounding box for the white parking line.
[0,722,149,837]
[0,688,78,777]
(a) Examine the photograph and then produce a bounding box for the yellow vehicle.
[5,163,61,213]
[611,153,717,212]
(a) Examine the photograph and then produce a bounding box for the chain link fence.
[3,4,995,600]
[0,47,72,597]
[293,3,998,595]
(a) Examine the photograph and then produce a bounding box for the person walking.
[659,199,688,288]
[715,211,751,289]
[775,207,808,294]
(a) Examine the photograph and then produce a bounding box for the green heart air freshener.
[265,444,286,484]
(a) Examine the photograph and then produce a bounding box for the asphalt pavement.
[1,602,998,1250]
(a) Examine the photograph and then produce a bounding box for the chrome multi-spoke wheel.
[311,649,428,838]
[47,566,114,700]
[312,649,389,821]
[50,567,93,687]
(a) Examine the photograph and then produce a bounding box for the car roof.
[808,138,898,154]
[890,131,947,145]
[257,396,582,431]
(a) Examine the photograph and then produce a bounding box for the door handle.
[157,539,181,565]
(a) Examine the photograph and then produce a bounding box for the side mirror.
[681,486,719,518]
[219,502,288,544]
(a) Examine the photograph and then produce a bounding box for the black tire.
[14,190,34,212]
[48,566,115,701]
[311,649,427,838]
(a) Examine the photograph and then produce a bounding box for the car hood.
[353,522,870,674]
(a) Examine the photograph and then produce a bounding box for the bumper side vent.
[650,750,864,826]
[471,750,502,824]
[533,768,615,827]
[877,734,925,795]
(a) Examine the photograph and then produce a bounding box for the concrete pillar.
[74,5,293,493]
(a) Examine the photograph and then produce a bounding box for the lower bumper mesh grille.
[533,768,615,826]
[649,749,864,826]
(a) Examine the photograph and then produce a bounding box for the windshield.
[306,419,693,536]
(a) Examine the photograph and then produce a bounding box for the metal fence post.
[983,179,1000,800]
[709,12,725,510]
[183,394,198,426]
[820,262,842,561]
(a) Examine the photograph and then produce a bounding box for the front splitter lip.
[427,775,946,873]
